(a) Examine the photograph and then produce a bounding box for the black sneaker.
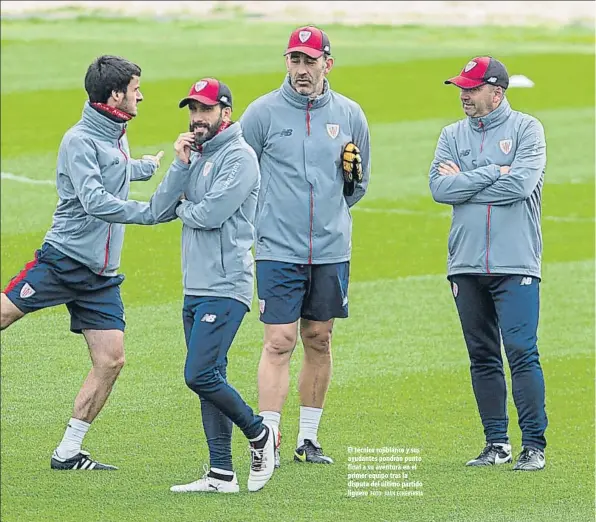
[466,443,512,466]
[513,446,545,471]
[51,450,118,470]
[294,440,334,464]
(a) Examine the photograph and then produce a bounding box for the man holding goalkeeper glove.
[240,25,370,466]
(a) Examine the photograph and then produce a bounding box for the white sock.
[260,410,281,430]
[54,418,90,459]
[297,406,323,447]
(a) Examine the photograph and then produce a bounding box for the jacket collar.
[468,97,512,132]
[82,102,127,139]
[280,75,331,109]
[200,122,242,156]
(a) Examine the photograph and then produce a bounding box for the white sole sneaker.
[170,473,239,493]
[247,424,276,492]
[466,443,512,466]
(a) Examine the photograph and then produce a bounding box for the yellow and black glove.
[342,142,363,196]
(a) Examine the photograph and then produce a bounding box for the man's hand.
[342,142,363,196]
[142,150,165,168]
[438,161,461,176]
[174,132,195,164]
[500,166,510,175]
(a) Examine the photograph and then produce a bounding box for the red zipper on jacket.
[306,100,314,264]
[99,128,127,275]
[98,224,112,275]
[478,119,492,273]
[117,128,129,161]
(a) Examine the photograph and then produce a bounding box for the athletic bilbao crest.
[259,299,266,314]
[452,282,459,298]
[20,283,36,299]
[326,124,340,139]
[299,30,311,43]
[499,139,513,154]
[194,80,208,92]
[202,162,213,177]
[464,60,477,73]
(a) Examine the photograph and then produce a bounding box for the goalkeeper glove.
[342,142,363,197]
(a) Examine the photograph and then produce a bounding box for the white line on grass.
[1,172,141,195]
[1,171,54,185]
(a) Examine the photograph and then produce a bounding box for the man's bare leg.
[53,329,125,467]
[258,322,298,413]
[295,318,334,463]
[0,293,25,330]
[257,322,298,464]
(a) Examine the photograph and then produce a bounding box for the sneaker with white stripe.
[465,443,512,466]
[50,450,117,470]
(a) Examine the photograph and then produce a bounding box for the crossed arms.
[429,119,546,206]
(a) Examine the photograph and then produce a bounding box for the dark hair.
[84,55,141,103]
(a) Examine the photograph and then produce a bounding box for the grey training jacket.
[240,76,371,265]
[43,102,162,276]
[150,123,260,309]
[429,97,546,279]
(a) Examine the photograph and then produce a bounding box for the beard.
[189,115,223,149]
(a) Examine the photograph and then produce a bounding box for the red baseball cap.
[445,56,509,89]
[178,78,233,109]
[284,25,331,59]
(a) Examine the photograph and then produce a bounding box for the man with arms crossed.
[241,25,370,465]
[1,55,166,470]
[429,56,548,471]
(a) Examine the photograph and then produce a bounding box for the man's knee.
[84,329,125,375]
[504,338,539,370]
[263,324,298,359]
[0,293,25,330]
[185,367,220,394]
[104,353,126,373]
[301,320,333,356]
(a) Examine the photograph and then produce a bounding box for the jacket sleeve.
[176,152,258,230]
[146,158,189,224]
[129,158,158,181]
[65,135,154,224]
[466,120,546,206]
[239,102,265,160]
[429,128,501,205]
[345,105,371,208]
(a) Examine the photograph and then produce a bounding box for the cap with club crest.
[284,25,331,59]
[445,57,509,90]
[178,78,233,109]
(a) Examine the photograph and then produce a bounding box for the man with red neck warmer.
[1,55,172,471]
[148,78,276,493]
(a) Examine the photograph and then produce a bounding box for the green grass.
[1,17,594,522]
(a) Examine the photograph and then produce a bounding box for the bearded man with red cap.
[149,78,276,493]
